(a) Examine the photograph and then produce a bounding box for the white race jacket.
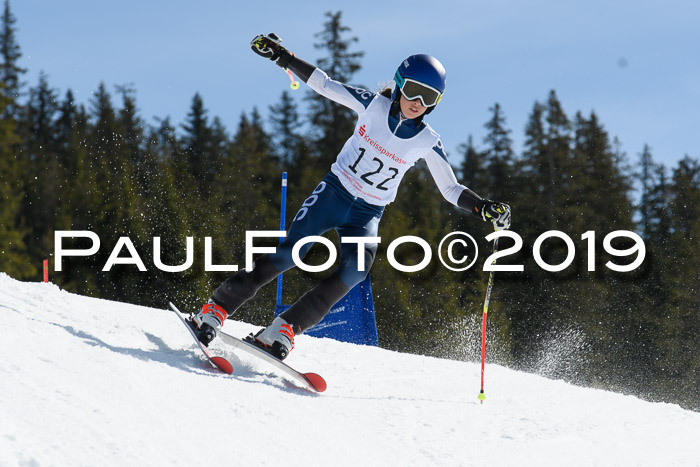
[307,68,469,207]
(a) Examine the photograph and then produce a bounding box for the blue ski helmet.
[393,54,446,114]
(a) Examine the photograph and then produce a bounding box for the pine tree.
[638,144,654,238]
[151,116,179,161]
[141,116,206,307]
[87,81,120,217]
[181,93,215,186]
[269,90,302,165]
[308,11,364,167]
[669,157,700,237]
[570,111,633,234]
[629,145,673,403]
[637,144,672,244]
[0,0,25,118]
[457,135,485,189]
[24,72,58,147]
[660,156,700,409]
[178,93,229,269]
[566,111,647,393]
[77,82,146,299]
[0,79,33,278]
[481,103,516,201]
[506,93,578,371]
[543,90,572,229]
[518,100,548,234]
[115,84,144,166]
[53,90,92,291]
[648,164,672,244]
[218,109,278,233]
[21,71,64,260]
[517,91,572,235]
[268,90,319,209]
[55,89,84,172]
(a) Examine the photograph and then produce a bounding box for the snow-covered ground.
[1,273,699,467]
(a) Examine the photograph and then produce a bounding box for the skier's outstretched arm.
[425,142,512,230]
[250,33,373,113]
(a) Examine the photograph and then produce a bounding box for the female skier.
[189,33,511,360]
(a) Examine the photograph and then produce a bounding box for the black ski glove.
[250,33,294,68]
[474,200,511,230]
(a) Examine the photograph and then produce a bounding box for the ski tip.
[303,372,327,393]
[211,356,234,375]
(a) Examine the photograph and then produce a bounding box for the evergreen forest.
[1,4,698,410]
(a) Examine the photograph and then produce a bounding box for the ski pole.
[478,229,499,404]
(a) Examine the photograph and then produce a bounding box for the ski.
[169,302,233,375]
[217,329,327,393]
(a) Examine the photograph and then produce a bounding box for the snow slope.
[1,273,699,467]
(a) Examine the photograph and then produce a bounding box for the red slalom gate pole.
[478,233,499,404]
[43,259,49,283]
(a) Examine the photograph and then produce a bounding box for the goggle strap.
[394,70,405,88]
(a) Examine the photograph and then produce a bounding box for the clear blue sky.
[14,0,699,174]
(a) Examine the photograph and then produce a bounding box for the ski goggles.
[394,71,443,107]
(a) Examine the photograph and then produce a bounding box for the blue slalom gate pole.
[275,173,288,308]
